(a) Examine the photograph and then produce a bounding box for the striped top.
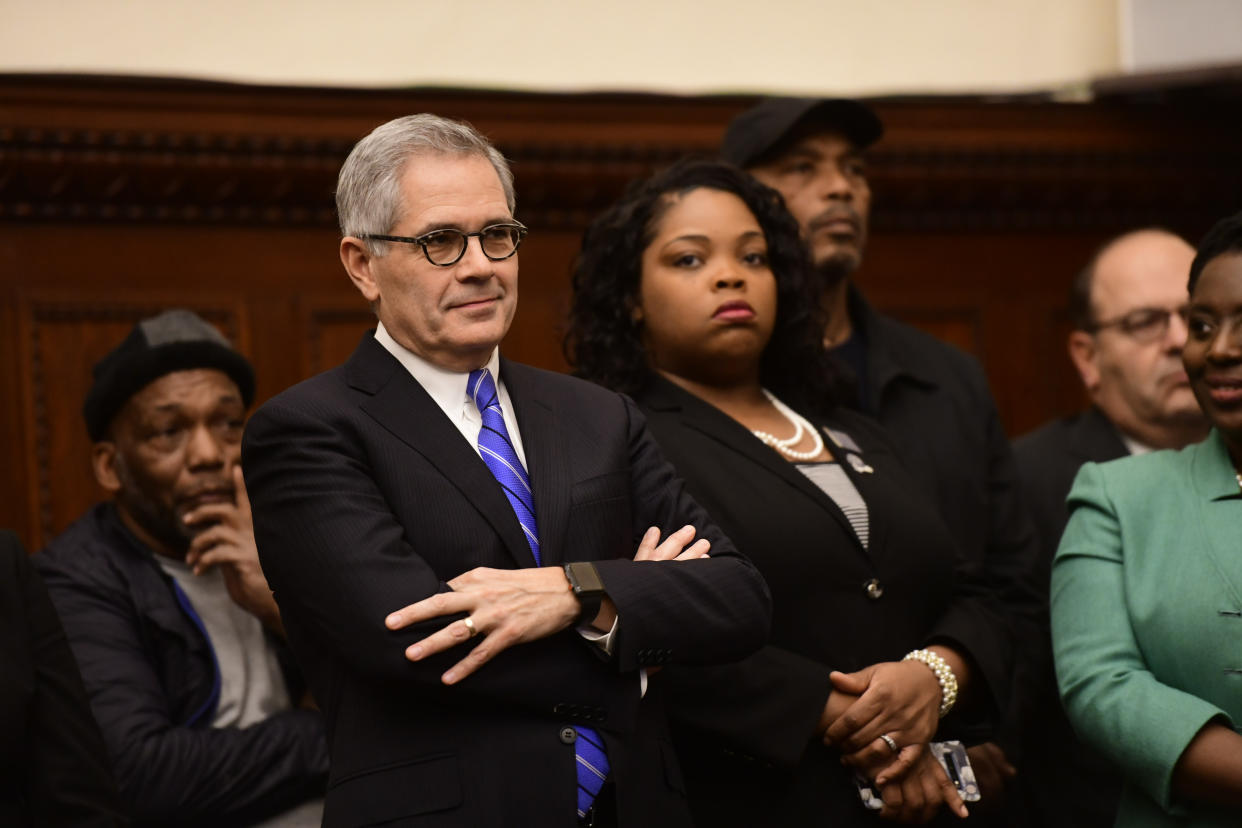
[796,462,870,550]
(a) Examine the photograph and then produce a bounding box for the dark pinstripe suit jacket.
[241,333,771,828]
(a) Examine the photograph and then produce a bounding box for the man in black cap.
[723,99,1043,820]
[36,309,328,827]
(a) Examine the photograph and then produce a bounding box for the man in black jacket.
[1014,229,1206,557]
[723,98,1043,821]
[36,309,327,827]
[1011,228,1206,828]
[242,113,771,828]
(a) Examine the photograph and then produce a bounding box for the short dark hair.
[1189,210,1242,294]
[566,158,836,410]
[1069,242,1108,331]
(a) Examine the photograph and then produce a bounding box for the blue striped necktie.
[467,368,610,819]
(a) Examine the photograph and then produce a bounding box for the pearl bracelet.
[903,648,958,718]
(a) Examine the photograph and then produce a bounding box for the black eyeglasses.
[363,222,527,267]
[1088,305,1188,344]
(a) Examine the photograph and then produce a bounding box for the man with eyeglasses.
[1012,228,1208,828]
[241,114,771,828]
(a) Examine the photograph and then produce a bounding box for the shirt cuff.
[576,615,618,655]
[576,617,648,697]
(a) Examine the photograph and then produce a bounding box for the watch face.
[567,562,604,595]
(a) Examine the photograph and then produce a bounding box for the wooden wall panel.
[300,297,377,377]
[3,74,1241,549]
[883,306,982,356]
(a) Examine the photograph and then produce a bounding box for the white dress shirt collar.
[1119,430,1155,457]
[373,322,526,467]
[374,322,500,422]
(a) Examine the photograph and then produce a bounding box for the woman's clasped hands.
[821,660,969,823]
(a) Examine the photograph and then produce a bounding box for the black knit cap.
[83,309,256,440]
[721,97,884,169]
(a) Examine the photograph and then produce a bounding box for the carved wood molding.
[0,123,700,229]
[2,76,1241,233]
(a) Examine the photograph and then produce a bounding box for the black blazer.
[1010,408,1129,828]
[1012,407,1129,565]
[634,378,1012,828]
[241,334,771,828]
[0,530,126,827]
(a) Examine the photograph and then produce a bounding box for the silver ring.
[462,617,478,638]
[879,733,899,754]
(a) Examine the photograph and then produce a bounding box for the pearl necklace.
[752,390,824,461]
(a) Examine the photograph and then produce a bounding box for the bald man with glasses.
[1012,228,1209,828]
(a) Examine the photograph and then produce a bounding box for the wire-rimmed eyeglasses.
[1087,305,1189,344]
[363,222,527,267]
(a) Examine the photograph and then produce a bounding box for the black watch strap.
[563,562,605,625]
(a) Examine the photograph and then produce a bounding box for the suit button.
[559,726,577,744]
[864,578,884,600]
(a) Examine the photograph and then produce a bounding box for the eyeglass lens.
[1117,308,1179,342]
[422,226,523,265]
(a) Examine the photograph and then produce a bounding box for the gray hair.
[335,114,516,255]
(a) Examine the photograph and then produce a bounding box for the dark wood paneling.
[3,74,1240,549]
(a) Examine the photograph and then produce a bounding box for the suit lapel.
[641,378,867,558]
[347,336,536,568]
[502,360,571,566]
[1191,430,1242,607]
[1070,407,1130,464]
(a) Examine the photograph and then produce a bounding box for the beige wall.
[1,0,1121,95]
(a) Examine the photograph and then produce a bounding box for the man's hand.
[633,524,710,561]
[184,466,282,634]
[874,745,969,823]
[385,525,711,686]
[385,566,581,685]
[825,661,942,784]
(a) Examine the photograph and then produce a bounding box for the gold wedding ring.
[879,733,899,754]
[462,617,478,638]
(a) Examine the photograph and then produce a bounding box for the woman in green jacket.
[1052,210,1242,827]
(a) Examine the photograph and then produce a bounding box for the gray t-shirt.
[157,556,323,827]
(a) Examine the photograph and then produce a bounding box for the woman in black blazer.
[567,160,1012,826]
[0,529,126,826]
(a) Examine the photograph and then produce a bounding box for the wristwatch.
[563,562,606,625]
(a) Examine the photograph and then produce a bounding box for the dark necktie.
[467,368,610,819]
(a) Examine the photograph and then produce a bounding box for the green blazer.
[1051,429,1242,827]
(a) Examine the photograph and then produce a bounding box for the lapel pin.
[847,453,874,474]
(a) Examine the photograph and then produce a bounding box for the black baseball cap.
[83,309,255,440]
[721,97,884,168]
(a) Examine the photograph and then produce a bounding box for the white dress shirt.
[1119,430,1154,457]
[374,322,527,468]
